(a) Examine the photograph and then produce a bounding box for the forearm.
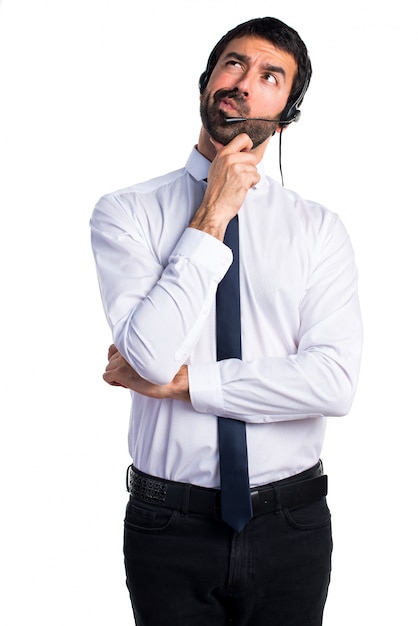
[132,365,190,402]
[189,344,362,422]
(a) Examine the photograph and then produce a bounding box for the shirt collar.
[185,145,266,189]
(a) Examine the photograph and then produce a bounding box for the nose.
[232,71,252,98]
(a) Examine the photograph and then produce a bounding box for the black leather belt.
[127,462,327,519]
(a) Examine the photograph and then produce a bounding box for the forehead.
[218,35,297,75]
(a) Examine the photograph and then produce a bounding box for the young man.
[90,17,362,626]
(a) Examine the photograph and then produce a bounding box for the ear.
[274,122,288,135]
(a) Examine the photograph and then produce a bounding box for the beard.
[200,88,279,149]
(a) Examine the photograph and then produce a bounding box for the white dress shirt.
[90,146,362,488]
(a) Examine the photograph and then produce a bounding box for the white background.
[1,0,417,624]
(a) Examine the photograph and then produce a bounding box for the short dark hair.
[199,16,312,109]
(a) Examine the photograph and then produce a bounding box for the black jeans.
[123,471,332,625]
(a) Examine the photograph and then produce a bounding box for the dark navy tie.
[216,215,253,532]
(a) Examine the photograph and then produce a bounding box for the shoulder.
[90,168,187,228]
[264,175,344,234]
[98,168,186,207]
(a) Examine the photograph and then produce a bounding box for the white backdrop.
[1,0,417,624]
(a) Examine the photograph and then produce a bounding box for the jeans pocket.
[124,498,179,532]
[284,497,331,531]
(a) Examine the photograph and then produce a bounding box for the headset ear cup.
[279,107,301,128]
[199,71,208,93]
[280,63,312,126]
[279,104,294,127]
[293,109,301,123]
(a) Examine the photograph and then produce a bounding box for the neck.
[197,127,217,161]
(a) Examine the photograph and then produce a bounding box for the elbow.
[127,351,180,386]
[114,329,180,386]
[322,373,358,417]
[311,348,361,417]
[327,395,354,417]
[140,364,179,387]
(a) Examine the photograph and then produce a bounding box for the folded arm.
[103,343,190,402]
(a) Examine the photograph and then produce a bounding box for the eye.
[226,60,242,69]
[264,72,278,85]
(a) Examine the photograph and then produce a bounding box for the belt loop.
[273,483,282,513]
[126,464,133,493]
[181,484,191,516]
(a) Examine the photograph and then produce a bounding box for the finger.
[210,133,254,155]
[107,343,118,359]
[220,133,254,154]
[103,372,127,388]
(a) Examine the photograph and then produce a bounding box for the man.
[90,16,362,626]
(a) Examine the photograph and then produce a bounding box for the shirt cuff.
[188,362,224,415]
[171,228,232,281]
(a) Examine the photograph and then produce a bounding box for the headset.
[199,45,312,185]
[199,57,312,128]
[276,61,312,127]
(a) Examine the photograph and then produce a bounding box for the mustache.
[213,87,245,104]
